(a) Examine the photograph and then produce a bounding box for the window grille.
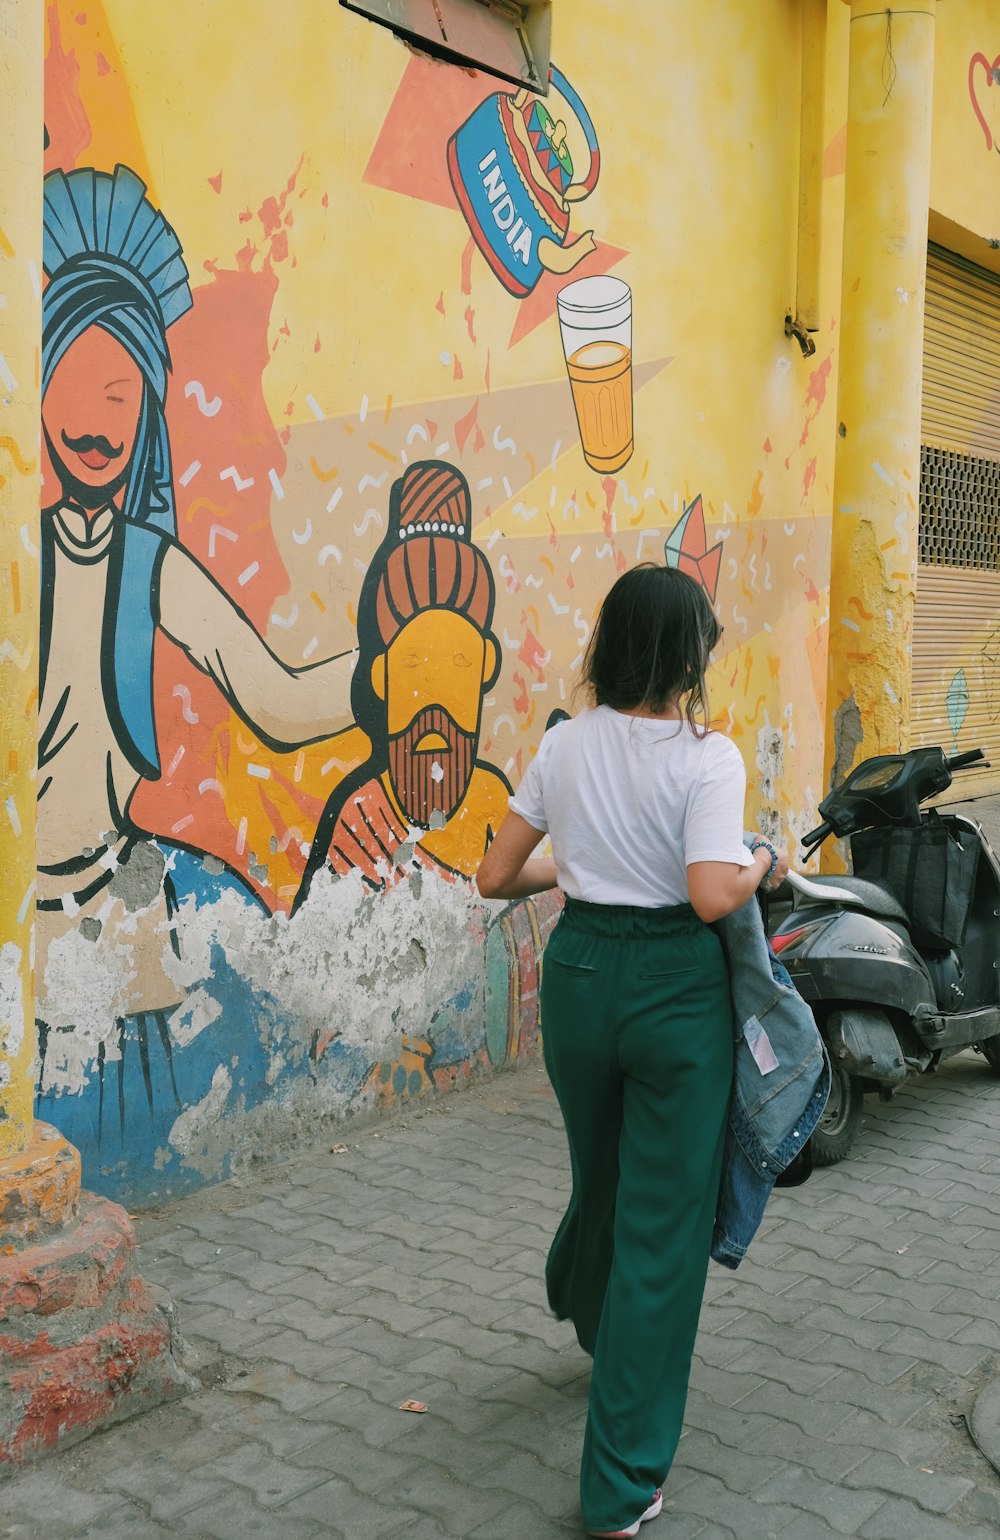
[919,443,1000,570]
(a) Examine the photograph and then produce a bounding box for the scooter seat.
[797,873,908,923]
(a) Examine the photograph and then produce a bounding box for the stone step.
[0,1193,135,1330]
[0,1274,194,1466]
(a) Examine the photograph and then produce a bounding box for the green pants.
[540,897,733,1533]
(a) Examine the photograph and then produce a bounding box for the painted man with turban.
[295,460,512,908]
[36,165,355,1116]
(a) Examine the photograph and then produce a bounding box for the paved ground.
[3,1050,1000,1540]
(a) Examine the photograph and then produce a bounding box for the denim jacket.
[710,894,830,1269]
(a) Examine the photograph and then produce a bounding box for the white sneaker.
[586,1488,663,1538]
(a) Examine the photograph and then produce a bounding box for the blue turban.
[41,166,192,780]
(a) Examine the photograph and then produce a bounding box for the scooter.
[769,745,1000,1163]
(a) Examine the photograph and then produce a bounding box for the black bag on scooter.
[850,811,980,951]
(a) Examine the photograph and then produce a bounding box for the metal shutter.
[911,245,1000,796]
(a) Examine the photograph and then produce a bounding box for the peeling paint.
[0,944,25,1064]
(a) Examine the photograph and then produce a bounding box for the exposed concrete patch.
[108,841,166,912]
[831,691,863,789]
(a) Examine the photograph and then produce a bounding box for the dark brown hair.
[579,563,722,730]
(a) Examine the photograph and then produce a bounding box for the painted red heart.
[969,51,1000,152]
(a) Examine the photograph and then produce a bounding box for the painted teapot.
[447,66,600,298]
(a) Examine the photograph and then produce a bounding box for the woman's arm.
[687,848,776,924]
[157,543,356,749]
[476,811,559,900]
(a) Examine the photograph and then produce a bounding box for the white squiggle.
[292,519,313,545]
[748,554,760,591]
[172,684,199,724]
[793,553,806,570]
[501,629,522,651]
[732,606,750,634]
[595,543,614,561]
[220,466,254,491]
[894,510,909,554]
[20,525,37,556]
[512,502,537,522]
[276,825,305,853]
[198,778,225,797]
[493,426,517,456]
[525,575,543,589]
[727,557,738,581]
[573,609,591,646]
[477,477,493,492]
[498,554,518,589]
[406,423,429,446]
[184,380,222,416]
[270,603,300,629]
[318,545,343,565]
[208,524,238,558]
[548,594,569,616]
[562,499,579,522]
[353,508,383,538]
[763,563,773,591]
[358,472,387,495]
[618,480,639,511]
[492,714,517,737]
[784,521,796,536]
[0,641,31,668]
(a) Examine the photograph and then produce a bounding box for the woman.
[476,564,787,1538]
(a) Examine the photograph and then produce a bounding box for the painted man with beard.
[295,461,512,906]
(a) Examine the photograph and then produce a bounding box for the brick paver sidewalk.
[2,1052,1000,1538]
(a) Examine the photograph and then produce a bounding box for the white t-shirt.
[509,705,755,908]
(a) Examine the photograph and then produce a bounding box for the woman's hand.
[769,847,790,889]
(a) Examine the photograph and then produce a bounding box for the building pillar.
[0,0,42,1158]
[823,0,938,806]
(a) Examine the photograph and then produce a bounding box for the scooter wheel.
[811,1060,864,1165]
[978,1037,1000,1076]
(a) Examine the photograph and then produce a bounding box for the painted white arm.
[157,542,356,750]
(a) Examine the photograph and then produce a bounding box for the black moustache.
[60,430,124,459]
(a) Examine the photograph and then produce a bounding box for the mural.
[298,460,509,905]
[34,0,837,1202]
[447,66,599,297]
[969,51,1000,151]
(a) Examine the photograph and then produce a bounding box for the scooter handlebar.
[947,748,987,771]
[802,820,833,849]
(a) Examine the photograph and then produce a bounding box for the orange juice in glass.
[557,275,633,474]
